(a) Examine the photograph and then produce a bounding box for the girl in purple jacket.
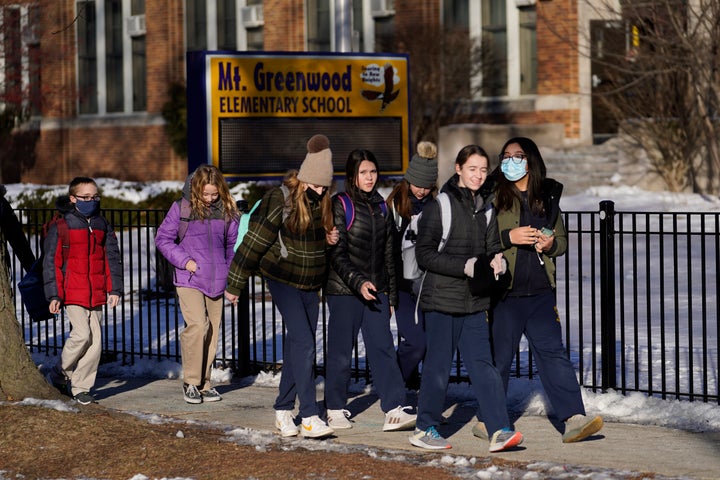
[156,165,239,404]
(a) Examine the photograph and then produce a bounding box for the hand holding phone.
[540,227,554,237]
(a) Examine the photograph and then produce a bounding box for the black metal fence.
[10,203,718,404]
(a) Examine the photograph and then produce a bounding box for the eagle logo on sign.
[360,63,399,113]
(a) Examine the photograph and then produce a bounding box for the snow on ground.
[4,179,719,480]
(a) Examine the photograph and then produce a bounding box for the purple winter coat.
[155,199,239,298]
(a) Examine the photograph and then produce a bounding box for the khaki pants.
[58,305,102,396]
[177,287,222,390]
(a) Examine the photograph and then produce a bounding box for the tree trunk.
[0,249,61,401]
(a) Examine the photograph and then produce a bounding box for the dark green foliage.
[161,82,188,159]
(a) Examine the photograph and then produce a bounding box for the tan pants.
[58,305,103,396]
[177,287,222,390]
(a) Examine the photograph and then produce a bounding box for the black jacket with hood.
[415,173,501,315]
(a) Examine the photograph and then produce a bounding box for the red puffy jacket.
[42,196,124,308]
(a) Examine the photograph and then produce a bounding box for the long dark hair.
[344,149,379,200]
[494,137,547,216]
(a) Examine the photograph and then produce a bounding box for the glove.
[464,257,478,277]
[490,253,507,277]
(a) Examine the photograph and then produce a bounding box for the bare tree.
[579,0,720,194]
[0,243,60,401]
[378,24,486,144]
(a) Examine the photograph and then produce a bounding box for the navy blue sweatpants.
[267,279,322,419]
[491,292,585,422]
[325,293,407,413]
[417,310,511,436]
[395,289,426,383]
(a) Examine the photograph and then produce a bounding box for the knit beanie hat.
[298,134,334,187]
[404,141,438,189]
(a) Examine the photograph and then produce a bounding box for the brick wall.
[263,0,305,51]
[7,0,587,185]
[17,0,185,184]
[537,0,579,95]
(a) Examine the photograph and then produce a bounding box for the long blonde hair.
[190,165,238,220]
[283,170,333,234]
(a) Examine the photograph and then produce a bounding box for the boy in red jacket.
[44,177,124,405]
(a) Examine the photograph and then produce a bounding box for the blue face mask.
[76,199,100,217]
[501,158,528,182]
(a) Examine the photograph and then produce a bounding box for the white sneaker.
[300,415,334,438]
[275,410,299,437]
[327,409,353,429]
[562,414,603,443]
[383,405,417,431]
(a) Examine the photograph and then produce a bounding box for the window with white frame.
[185,1,263,53]
[481,0,508,96]
[244,0,264,51]
[1,7,22,113]
[307,0,331,51]
[0,5,42,116]
[217,0,237,50]
[75,0,146,115]
[445,0,537,98]
[518,5,536,95]
[306,0,383,52]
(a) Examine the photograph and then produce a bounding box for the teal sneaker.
[409,426,451,450]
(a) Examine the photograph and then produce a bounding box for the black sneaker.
[200,387,222,402]
[45,371,70,397]
[183,383,202,404]
[72,392,96,405]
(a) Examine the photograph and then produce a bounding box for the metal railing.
[11,203,719,403]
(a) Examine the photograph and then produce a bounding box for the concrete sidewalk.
[95,376,720,480]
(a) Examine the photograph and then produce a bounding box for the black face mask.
[306,188,327,203]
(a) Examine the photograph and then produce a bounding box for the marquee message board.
[186,51,411,180]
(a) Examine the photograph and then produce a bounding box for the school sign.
[186,51,410,180]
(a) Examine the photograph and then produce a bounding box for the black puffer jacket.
[415,174,501,314]
[326,190,397,306]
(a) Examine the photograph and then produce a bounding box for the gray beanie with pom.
[404,141,438,189]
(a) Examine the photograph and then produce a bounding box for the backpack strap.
[379,200,388,218]
[277,185,292,258]
[337,192,355,230]
[414,192,452,324]
[390,202,403,232]
[436,192,452,253]
[55,216,70,268]
[337,192,387,231]
[176,198,192,244]
[234,198,262,251]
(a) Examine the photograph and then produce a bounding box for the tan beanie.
[298,134,334,187]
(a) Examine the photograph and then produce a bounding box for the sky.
[3,179,720,480]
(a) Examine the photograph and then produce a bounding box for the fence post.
[599,200,617,390]
[236,285,252,376]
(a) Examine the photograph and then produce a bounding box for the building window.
[2,7,22,111]
[217,0,237,50]
[105,0,124,113]
[186,1,263,52]
[518,6,537,94]
[244,0,264,51]
[444,0,469,30]
[307,0,331,51]
[77,1,98,114]
[481,0,507,96]
[76,0,146,115]
[186,0,207,50]
[131,0,146,111]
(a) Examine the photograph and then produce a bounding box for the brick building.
[0,0,617,184]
